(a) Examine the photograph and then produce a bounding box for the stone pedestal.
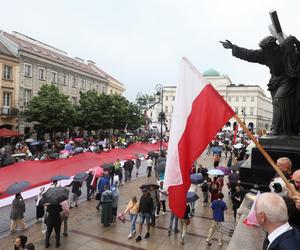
[239,136,300,190]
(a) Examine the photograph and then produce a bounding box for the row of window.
[164,95,175,101]
[228,96,255,102]
[234,106,255,116]
[24,63,105,92]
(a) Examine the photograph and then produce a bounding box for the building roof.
[2,31,109,80]
[0,41,15,57]
[203,68,221,77]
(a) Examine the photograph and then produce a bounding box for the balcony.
[0,107,19,117]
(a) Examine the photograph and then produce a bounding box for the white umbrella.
[25,138,34,143]
[234,143,243,149]
[207,169,224,176]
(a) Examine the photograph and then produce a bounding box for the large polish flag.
[164,58,235,218]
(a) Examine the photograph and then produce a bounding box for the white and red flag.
[164,58,235,218]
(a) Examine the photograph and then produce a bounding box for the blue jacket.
[97,176,110,193]
[268,228,300,250]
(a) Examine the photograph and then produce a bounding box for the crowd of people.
[6,126,300,249]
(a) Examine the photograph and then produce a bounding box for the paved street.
[0,152,234,250]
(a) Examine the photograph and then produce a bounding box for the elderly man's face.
[276,159,290,173]
[292,171,300,190]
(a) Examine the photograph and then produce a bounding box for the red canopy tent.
[0,128,23,137]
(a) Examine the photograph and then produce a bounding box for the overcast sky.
[1,0,299,100]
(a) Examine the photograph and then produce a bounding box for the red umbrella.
[94,166,103,177]
[74,138,84,142]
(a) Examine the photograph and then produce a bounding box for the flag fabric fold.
[164,58,235,218]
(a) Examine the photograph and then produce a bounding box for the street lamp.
[241,108,246,124]
[155,84,164,152]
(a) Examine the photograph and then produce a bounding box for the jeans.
[168,213,178,232]
[139,213,151,224]
[156,200,166,214]
[129,213,138,234]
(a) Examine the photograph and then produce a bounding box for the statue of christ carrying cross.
[220,11,300,136]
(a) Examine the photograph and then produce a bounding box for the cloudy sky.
[1,0,299,100]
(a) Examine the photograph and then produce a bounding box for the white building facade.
[147,68,273,132]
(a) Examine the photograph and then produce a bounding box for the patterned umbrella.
[207,169,224,176]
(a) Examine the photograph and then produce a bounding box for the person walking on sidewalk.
[123,196,139,239]
[60,200,70,236]
[68,180,82,208]
[146,156,153,177]
[101,185,113,227]
[45,203,63,248]
[180,203,191,244]
[168,211,179,236]
[206,192,227,246]
[10,193,27,233]
[111,186,119,222]
[86,170,94,201]
[136,188,153,242]
[135,158,141,177]
[157,181,167,216]
[114,159,123,185]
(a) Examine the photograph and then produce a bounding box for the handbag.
[77,189,82,197]
[217,222,235,237]
[95,192,101,200]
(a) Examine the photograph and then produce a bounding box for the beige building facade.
[0,40,20,130]
[0,31,125,132]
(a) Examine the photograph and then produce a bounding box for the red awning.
[0,128,23,138]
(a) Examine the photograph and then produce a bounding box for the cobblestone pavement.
[0,151,234,250]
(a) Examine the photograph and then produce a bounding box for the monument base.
[239,136,300,191]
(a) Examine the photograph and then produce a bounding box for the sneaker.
[145,232,150,239]
[136,236,142,242]
[218,242,223,246]
[175,229,180,234]
[168,230,171,236]
[155,214,159,218]
[63,233,68,236]
[206,239,212,245]
[181,237,185,244]
[132,230,136,235]
[56,242,61,248]
[128,233,132,239]
[45,243,50,248]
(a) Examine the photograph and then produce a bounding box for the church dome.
[203,68,221,77]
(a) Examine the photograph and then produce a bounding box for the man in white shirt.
[255,192,300,250]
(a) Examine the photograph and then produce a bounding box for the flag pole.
[233,114,297,196]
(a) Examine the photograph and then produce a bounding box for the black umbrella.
[140,176,159,190]
[51,175,70,181]
[74,172,88,181]
[5,181,30,195]
[187,191,199,203]
[148,151,159,158]
[156,161,166,173]
[190,173,204,184]
[39,187,69,205]
[102,163,113,171]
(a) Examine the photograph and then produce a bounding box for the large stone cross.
[268,10,287,44]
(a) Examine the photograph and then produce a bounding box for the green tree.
[23,84,76,138]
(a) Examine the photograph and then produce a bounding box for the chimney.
[74,57,84,63]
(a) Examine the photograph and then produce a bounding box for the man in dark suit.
[255,192,300,250]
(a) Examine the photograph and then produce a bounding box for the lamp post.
[242,108,246,124]
[155,84,164,152]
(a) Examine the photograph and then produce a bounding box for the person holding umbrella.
[10,193,27,233]
[45,203,63,248]
[86,170,94,201]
